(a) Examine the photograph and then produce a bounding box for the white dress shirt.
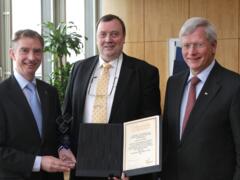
[83,53,123,123]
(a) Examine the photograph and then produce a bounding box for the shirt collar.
[187,60,216,84]
[98,53,123,69]
[14,70,37,89]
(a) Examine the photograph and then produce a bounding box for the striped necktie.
[181,76,200,136]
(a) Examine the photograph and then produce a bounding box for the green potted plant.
[42,21,86,104]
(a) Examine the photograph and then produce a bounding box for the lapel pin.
[204,92,208,95]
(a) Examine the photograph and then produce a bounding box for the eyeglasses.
[181,43,206,50]
[88,76,118,96]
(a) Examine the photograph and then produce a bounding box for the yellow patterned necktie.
[92,63,112,123]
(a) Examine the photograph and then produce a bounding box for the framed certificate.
[75,115,161,178]
[123,115,161,176]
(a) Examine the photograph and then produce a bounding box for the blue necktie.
[25,82,42,136]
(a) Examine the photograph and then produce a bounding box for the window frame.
[0,0,98,81]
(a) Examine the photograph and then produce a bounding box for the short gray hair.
[179,17,217,43]
[12,29,44,48]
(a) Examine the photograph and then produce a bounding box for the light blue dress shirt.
[14,71,42,172]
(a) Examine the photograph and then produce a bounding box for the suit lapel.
[181,63,222,142]
[173,73,189,141]
[67,57,98,143]
[37,80,49,139]
[75,57,98,121]
[110,55,133,123]
[8,76,41,138]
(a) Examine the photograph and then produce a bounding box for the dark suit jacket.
[162,62,240,180]
[62,53,161,180]
[0,76,63,180]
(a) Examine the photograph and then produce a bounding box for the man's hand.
[111,173,129,180]
[59,148,76,169]
[41,156,74,172]
[112,177,129,180]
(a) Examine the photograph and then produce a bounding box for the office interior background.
[1,0,240,107]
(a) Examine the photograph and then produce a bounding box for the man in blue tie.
[0,29,74,179]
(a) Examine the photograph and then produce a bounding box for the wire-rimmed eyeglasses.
[88,57,120,97]
[88,76,118,96]
[181,42,206,50]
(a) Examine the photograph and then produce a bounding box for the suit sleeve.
[60,63,77,147]
[62,63,76,116]
[141,65,161,116]
[131,64,161,180]
[230,86,240,180]
[0,103,35,177]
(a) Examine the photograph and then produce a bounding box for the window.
[0,0,97,81]
[12,0,42,78]
[12,0,41,33]
[66,0,85,63]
